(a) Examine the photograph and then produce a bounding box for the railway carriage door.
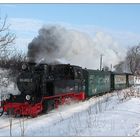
[111,73,114,90]
[46,82,54,96]
[73,67,84,93]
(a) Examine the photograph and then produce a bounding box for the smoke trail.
[27,25,126,69]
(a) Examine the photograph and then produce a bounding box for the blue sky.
[0,4,140,53]
[1,4,140,32]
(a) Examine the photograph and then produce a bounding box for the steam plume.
[27,25,125,69]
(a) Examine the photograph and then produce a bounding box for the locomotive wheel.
[0,107,4,117]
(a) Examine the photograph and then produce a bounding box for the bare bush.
[94,97,103,113]
[114,44,140,74]
[0,71,9,87]
[0,15,16,60]
[103,93,111,111]
[0,14,26,81]
[116,87,140,103]
[19,116,26,136]
[8,110,13,136]
[8,52,26,76]
[0,51,26,84]
[122,89,131,100]
[0,52,26,70]
[129,87,140,97]
[126,45,140,74]
[116,90,125,102]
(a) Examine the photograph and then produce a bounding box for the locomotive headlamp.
[22,64,27,70]
[26,95,31,100]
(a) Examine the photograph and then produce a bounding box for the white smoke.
[28,25,126,69]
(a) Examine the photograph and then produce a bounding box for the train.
[0,63,134,117]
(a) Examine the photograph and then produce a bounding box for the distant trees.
[103,65,110,71]
[114,61,125,73]
[126,45,140,74]
[0,15,26,78]
[114,44,140,75]
[0,52,26,75]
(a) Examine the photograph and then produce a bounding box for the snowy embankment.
[0,69,19,100]
[0,86,140,136]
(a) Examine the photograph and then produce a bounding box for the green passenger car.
[83,69,111,97]
[112,73,127,90]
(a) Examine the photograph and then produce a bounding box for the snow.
[0,68,140,136]
[0,69,19,101]
[0,85,140,136]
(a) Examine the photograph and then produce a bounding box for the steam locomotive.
[0,63,134,117]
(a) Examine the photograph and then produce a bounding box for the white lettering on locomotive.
[19,79,33,82]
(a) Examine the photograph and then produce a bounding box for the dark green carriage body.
[83,69,111,97]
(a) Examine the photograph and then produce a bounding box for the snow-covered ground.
[0,69,19,100]
[0,84,140,136]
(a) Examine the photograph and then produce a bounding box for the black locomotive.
[0,63,85,117]
[0,63,134,117]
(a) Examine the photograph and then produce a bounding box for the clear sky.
[1,4,140,32]
[0,4,140,52]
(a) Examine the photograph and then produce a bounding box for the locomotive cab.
[41,64,85,113]
[45,64,85,96]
